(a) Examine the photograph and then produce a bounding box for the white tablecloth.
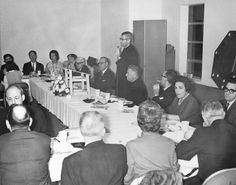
[29,77,198,182]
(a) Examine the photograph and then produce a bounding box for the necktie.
[226,102,229,110]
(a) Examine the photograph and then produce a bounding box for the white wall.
[162,0,236,87]
[0,0,101,70]
[129,0,162,30]
[101,0,129,72]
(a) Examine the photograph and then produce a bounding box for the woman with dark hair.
[124,100,179,185]
[3,61,22,88]
[166,75,202,126]
[45,50,63,77]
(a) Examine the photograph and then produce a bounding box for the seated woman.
[3,62,22,88]
[124,100,179,185]
[45,50,63,77]
[166,75,202,127]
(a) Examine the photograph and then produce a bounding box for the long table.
[29,77,198,182]
[29,77,142,145]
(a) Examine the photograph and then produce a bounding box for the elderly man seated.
[0,104,51,185]
[176,101,236,185]
[92,57,116,94]
[74,56,90,74]
[124,100,179,185]
[124,65,147,105]
[61,111,127,185]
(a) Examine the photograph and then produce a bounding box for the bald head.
[5,85,25,106]
[6,104,32,130]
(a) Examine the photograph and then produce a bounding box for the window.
[187,4,204,79]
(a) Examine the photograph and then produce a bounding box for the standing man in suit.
[116,31,139,98]
[176,101,236,185]
[23,50,44,75]
[0,104,51,185]
[220,77,236,126]
[152,69,178,111]
[93,57,116,94]
[61,111,127,185]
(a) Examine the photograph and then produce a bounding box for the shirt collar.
[227,98,236,110]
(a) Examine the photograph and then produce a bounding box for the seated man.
[61,111,127,185]
[152,69,178,111]
[220,76,236,126]
[0,84,51,136]
[22,50,44,75]
[124,100,179,185]
[0,104,51,185]
[74,56,90,74]
[93,57,116,93]
[124,65,147,105]
[176,101,236,185]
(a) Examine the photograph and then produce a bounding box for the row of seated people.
[1,99,236,185]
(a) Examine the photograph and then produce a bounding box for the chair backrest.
[202,168,236,185]
[64,68,90,95]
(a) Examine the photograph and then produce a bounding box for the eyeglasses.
[120,38,129,41]
[224,87,236,94]
[161,74,167,78]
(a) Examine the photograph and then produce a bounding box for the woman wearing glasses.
[166,75,202,127]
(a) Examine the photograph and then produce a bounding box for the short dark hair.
[121,31,133,40]
[67,54,77,60]
[49,50,60,60]
[137,100,163,132]
[99,57,110,65]
[28,50,37,56]
[174,75,192,92]
[7,104,31,128]
[128,65,140,78]
[165,69,178,84]
[3,54,14,62]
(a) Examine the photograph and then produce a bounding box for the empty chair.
[64,68,90,95]
[202,168,236,185]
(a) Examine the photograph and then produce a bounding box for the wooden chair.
[202,168,236,185]
[64,69,90,95]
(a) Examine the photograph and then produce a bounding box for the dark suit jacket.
[152,85,176,111]
[176,119,236,181]
[0,103,50,136]
[93,68,116,93]
[116,44,139,97]
[124,78,148,106]
[23,61,44,75]
[61,140,127,185]
[221,99,236,126]
[0,129,51,185]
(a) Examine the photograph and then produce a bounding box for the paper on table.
[179,155,199,178]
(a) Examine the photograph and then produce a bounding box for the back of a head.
[166,69,178,85]
[7,104,31,128]
[128,65,140,78]
[79,111,105,137]
[139,170,183,185]
[137,100,163,133]
[202,101,225,120]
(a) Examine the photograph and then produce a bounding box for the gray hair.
[79,111,105,137]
